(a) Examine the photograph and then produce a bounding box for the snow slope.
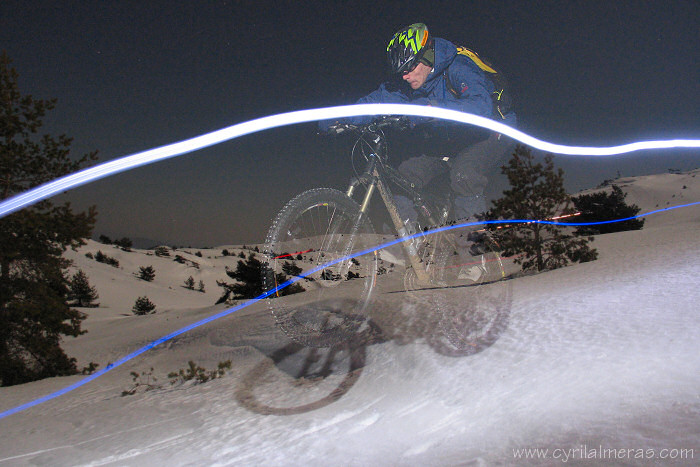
[0,171,698,466]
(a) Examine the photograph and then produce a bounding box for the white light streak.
[1,104,698,218]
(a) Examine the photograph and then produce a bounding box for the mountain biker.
[320,23,517,223]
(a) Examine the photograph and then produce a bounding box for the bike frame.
[343,137,449,285]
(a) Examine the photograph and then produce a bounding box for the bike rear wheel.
[263,188,378,347]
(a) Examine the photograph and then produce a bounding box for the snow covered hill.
[0,170,698,465]
[576,168,700,228]
[63,242,251,314]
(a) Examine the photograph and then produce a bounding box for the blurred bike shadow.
[234,288,511,415]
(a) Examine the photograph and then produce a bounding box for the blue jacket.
[343,37,516,130]
[357,38,494,123]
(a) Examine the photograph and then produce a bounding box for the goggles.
[402,60,420,75]
[402,57,433,75]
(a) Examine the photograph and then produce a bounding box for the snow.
[1,170,699,465]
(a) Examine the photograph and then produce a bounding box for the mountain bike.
[262,117,511,350]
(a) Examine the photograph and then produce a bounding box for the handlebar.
[326,115,411,135]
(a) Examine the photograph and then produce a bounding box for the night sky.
[2,1,698,246]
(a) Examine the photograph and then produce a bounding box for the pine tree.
[68,270,99,307]
[154,246,170,257]
[197,280,205,293]
[132,296,156,315]
[138,265,156,282]
[569,185,644,235]
[281,260,302,277]
[184,276,195,290]
[94,250,119,267]
[216,253,264,302]
[216,253,303,303]
[483,145,597,272]
[0,52,98,386]
[114,237,133,250]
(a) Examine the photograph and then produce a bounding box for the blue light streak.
[1,103,699,218]
[0,104,698,418]
[1,200,699,420]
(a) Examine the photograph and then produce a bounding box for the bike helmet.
[386,23,432,75]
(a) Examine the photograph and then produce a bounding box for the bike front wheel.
[263,188,378,347]
[429,228,512,355]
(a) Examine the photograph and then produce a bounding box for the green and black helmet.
[386,23,433,75]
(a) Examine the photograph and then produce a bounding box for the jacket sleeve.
[349,82,413,124]
[318,82,411,131]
